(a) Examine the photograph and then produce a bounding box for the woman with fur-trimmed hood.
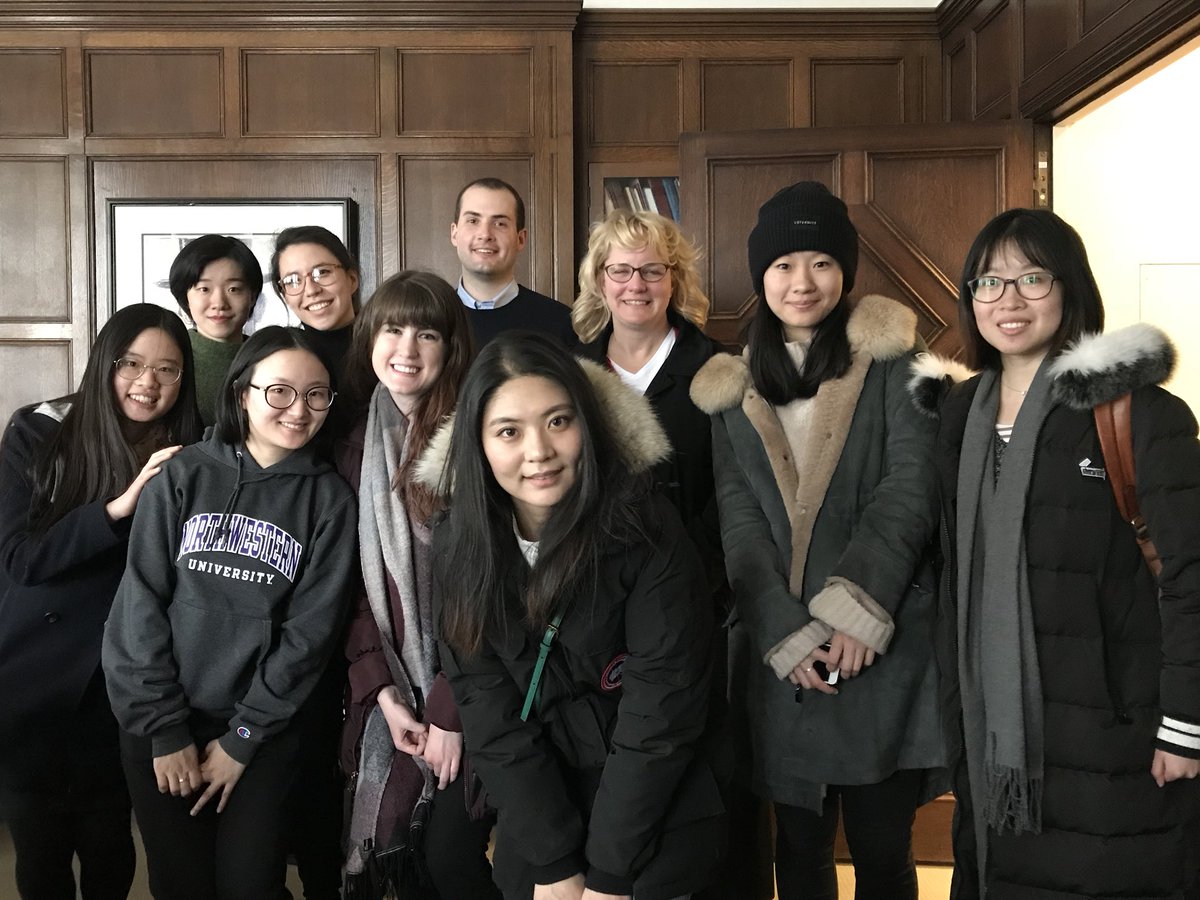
[912,208,1200,899]
[424,331,724,900]
[690,182,944,900]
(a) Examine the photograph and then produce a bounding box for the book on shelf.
[601,175,680,222]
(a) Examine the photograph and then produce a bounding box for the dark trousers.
[773,769,922,900]
[8,802,135,900]
[3,672,135,900]
[423,771,501,900]
[121,725,302,900]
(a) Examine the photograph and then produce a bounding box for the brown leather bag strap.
[1094,393,1163,578]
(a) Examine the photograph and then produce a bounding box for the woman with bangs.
[335,270,500,898]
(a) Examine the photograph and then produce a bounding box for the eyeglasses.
[968,272,1058,303]
[113,357,183,385]
[278,264,344,297]
[248,383,335,411]
[603,262,669,284]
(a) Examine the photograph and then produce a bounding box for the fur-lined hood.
[689,294,918,414]
[413,357,671,496]
[908,322,1176,416]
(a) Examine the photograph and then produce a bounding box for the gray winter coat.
[691,294,946,810]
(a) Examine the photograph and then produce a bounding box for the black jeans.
[423,771,502,899]
[121,723,302,900]
[773,769,922,900]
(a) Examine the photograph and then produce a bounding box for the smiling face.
[450,185,527,288]
[481,374,582,541]
[186,257,255,342]
[111,327,184,429]
[760,250,844,342]
[972,241,1064,368]
[601,243,673,334]
[240,348,331,467]
[371,323,447,416]
[276,242,358,331]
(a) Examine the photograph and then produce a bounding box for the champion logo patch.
[236,726,252,739]
[1078,457,1107,480]
[600,653,628,692]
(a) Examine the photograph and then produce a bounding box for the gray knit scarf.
[346,385,437,875]
[955,363,1053,893]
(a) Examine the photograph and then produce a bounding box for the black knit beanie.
[746,181,859,298]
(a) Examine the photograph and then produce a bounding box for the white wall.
[1054,36,1200,411]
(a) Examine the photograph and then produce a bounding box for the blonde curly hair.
[572,209,710,344]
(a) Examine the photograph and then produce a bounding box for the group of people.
[0,174,1197,900]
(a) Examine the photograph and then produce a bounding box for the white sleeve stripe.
[1157,726,1200,750]
[1161,716,1200,736]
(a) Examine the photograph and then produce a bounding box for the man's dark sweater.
[466,285,575,349]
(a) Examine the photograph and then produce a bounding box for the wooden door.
[680,121,1045,355]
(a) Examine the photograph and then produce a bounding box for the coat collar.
[907,322,1175,417]
[414,357,671,496]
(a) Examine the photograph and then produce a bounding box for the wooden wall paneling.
[398,49,533,136]
[1083,0,1126,34]
[1018,0,1200,118]
[0,157,71,322]
[0,50,66,136]
[974,1,1014,118]
[0,339,73,426]
[86,49,224,137]
[242,49,380,137]
[397,155,538,294]
[1020,0,1076,79]
[946,37,973,120]
[90,156,381,322]
[811,57,905,126]
[700,60,793,132]
[588,59,683,146]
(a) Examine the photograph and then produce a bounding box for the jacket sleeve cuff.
[766,619,834,680]
[425,672,463,732]
[1156,715,1200,759]
[530,851,585,887]
[219,728,261,766]
[150,724,194,758]
[809,577,895,654]
[585,866,636,896]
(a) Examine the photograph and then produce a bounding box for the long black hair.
[958,208,1104,370]
[436,331,643,657]
[745,286,852,404]
[27,305,203,533]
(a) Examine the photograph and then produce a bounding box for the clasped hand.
[377,686,462,789]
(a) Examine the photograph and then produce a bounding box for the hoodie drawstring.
[217,450,246,541]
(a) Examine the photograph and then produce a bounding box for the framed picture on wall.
[107,198,357,333]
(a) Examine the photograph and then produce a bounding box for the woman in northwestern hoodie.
[102,326,356,900]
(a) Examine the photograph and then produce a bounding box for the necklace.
[1001,381,1028,396]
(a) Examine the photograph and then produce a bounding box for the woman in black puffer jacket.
[914,208,1200,899]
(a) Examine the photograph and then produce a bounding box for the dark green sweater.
[188,330,242,426]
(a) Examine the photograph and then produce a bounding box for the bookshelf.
[586,162,680,229]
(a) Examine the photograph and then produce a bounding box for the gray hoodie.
[102,434,356,765]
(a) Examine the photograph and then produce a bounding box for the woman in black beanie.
[691,181,946,899]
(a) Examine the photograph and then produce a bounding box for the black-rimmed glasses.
[969,272,1058,303]
[278,264,345,297]
[248,383,335,411]
[603,262,669,283]
[113,358,183,385]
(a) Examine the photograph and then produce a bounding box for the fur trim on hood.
[907,323,1175,417]
[1049,323,1175,409]
[414,357,671,496]
[690,294,918,415]
[907,353,975,418]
